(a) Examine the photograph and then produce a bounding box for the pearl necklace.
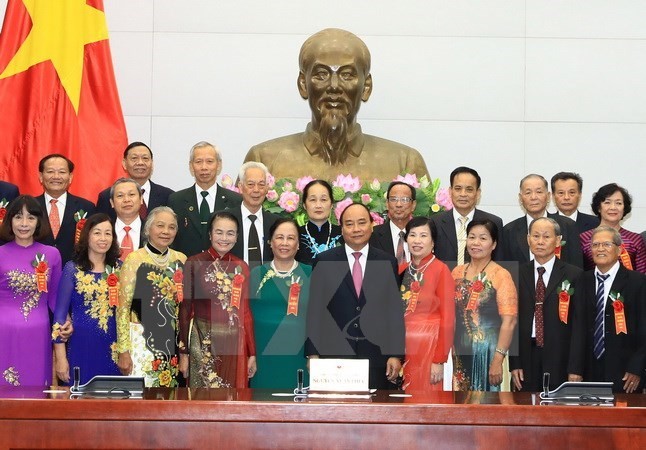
[408,255,435,277]
[145,244,170,266]
[270,260,298,278]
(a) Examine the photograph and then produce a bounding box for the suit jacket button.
[354,323,359,328]
[356,306,361,311]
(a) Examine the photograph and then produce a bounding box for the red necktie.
[535,266,546,347]
[139,188,148,220]
[120,226,134,259]
[352,251,363,297]
[49,199,61,239]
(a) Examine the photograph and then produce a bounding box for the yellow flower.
[51,323,61,340]
[431,203,441,213]
[215,272,224,280]
[402,291,412,301]
[158,370,172,387]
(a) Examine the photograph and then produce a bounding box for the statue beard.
[318,110,349,165]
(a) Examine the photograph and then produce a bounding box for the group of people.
[1,142,645,394]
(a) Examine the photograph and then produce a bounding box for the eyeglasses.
[388,197,412,204]
[591,242,617,250]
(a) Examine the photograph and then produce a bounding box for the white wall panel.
[110,31,154,116]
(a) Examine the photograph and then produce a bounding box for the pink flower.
[332,174,361,193]
[296,176,315,192]
[361,193,372,205]
[370,212,385,225]
[266,173,276,188]
[283,181,293,192]
[435,187,453,210]
[394,173,420,188]
[334,198,354,222]
[266,189,279,202]
[370,179,381,190]
[278,191,300,213]
[220,174,234,188]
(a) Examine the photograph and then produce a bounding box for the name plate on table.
[309,359,370,393]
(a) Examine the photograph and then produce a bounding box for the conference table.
[1,387,645,449]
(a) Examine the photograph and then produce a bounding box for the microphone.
[543,372,550,397]
[73,366,80,391]
[296,369,304,394]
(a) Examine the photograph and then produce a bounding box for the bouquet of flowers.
[221,172,452,225]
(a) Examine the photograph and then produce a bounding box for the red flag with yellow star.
[0,0,127,199]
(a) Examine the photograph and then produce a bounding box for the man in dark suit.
[369,181,416,265]
[569,226,646,393]
[35,154,95,264]
[0,180,19,203]
[510,217,583,391]
[96,142,174,221]
[168,141,242,257]
[431,166,504,267]
[110,178,146,258]
[551,172,599,234]
[502,174,583,268]
[229,162,278,268]
[306,203,405,389]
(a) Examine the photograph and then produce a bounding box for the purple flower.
[435,187,453,210]
[296,176,315,192]
[266,189,279,202]
[370,212,385,225]
[332,174,361,193]
[394,173,420,188]
[278,191,300,213]
[334,198,353,222]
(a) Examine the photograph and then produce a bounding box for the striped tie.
[457,215,468,265]
[593,273,610,359]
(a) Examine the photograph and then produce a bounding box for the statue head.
[297,29,373,164]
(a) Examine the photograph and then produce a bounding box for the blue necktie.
[593,273,610,359]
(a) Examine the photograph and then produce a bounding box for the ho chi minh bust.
[244,28,429,183]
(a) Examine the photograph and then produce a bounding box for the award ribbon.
[557,280,573,324]
[619,245,633,270]
[610,292,628,334]
[287,277,301,316]
[173,270,184,303]
[73,210,87,245]
[231,273,245,309]
[32,254,48,293]
[466,280,485,311]
[106,272,119,306]
[406,281,422,313]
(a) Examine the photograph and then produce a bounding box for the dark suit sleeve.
[567,273,587,376]
[626,274,646,376]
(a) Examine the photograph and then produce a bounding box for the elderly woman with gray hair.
[116,206,187,387]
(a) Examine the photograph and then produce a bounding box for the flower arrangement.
[220,172,451,225]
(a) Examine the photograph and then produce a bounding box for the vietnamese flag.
[0,0,127,199]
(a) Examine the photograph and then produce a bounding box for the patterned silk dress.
[52,261,122,384]
[295,221,342,266]
[451,263,517,391]
[0,241,62,387]
[116,245,187,387]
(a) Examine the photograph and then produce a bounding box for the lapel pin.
[189,206,194,211]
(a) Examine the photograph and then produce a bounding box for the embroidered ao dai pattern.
[295,221,342,265]
[399,255,455,392]
[451,264,517,391]
[116,246,187,387]
[0,242,62,387]
[180,250,255,388]
[52,261,122,384]
[250,262,311,389]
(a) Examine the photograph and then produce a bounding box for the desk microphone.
[542,372,550,397]
[296,369,304,394]
[73,367,80,391]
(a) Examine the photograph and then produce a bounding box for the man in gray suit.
[431,166,504,268]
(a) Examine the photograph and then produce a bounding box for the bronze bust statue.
[244,28,429,182]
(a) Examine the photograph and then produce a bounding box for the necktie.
[199,191,210,226]
[457,215,468,265]
[395,230,406,265]
[49,199,61,239]
[248,214,262,270]
[535,266,546,347]
[139,188,148,220]
[120,225,134,260]
[593,273,610,359]
[352,251,363,297]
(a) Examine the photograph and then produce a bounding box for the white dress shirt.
[115,216,142,251]
[388,220,409,262]
[532,255,556,338]
[194,183,218,213]
[44,191,68,222]
[595,261,621,337]
[241,203,265,263]
[345,243,368,277]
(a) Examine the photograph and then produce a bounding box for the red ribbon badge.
[466,280,484,311]
[612,299,628,334]
[106,273,119,306]
[619,245,633,271]
[554,245,562,259]
[287,282,301,316]
[173,270,184,303]
[558,291,570,324]
[0,208,6,225]
[231,273,245,309]
[35,260,48,293]
[406,281,422,313]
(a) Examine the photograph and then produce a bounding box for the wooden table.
[1,388,645,449]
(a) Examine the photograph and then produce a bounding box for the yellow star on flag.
[0,0,109,113]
